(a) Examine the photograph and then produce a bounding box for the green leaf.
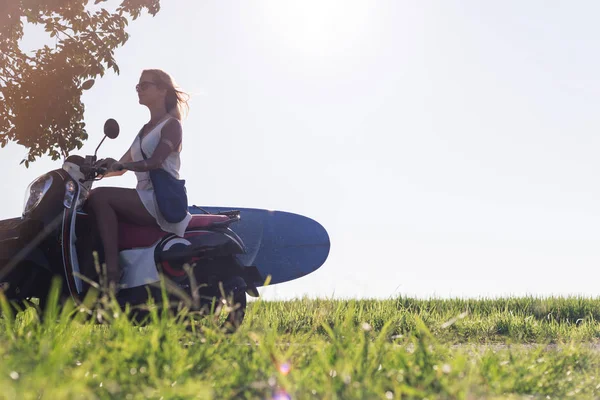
[0,0,163,165]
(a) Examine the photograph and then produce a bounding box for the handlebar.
[80,165,107,175]
[79,165,107,181]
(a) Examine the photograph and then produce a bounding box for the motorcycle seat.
[119,214,231,250]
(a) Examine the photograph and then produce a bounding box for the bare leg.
[87,188,157,286]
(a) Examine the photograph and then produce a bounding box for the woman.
[89,69,192,287]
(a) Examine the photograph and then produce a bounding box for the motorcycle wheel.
[220,289,246,333]
[195,284,247,333]
[0,263,51,314]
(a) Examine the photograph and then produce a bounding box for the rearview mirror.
[103,119,120,139]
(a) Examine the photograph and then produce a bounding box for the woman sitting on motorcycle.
[89,69,192,288]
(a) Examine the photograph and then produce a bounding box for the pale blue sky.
[3,1,600,299]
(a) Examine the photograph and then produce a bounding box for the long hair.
[143,69,190,120]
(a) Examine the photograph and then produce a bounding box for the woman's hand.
[95,158,117,169]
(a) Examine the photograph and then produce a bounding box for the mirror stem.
[94,136,107,160]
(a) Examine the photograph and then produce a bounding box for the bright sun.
[257,0,376,59]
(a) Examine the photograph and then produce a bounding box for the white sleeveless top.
[129,117,192,237]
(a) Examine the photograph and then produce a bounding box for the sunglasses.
[136,81,157,92]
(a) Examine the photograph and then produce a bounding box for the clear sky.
[3,1,600,300]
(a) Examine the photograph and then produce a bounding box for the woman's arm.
[118,119,182,173]
[102,150,133,177]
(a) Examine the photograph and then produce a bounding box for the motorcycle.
[0,119,263,327]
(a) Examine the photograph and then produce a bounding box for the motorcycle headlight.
[23,174,53,216]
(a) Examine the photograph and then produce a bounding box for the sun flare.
[258,0,376,58]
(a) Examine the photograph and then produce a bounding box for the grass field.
[3,283,600,399]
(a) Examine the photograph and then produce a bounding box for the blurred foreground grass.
[3,284,600,399]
